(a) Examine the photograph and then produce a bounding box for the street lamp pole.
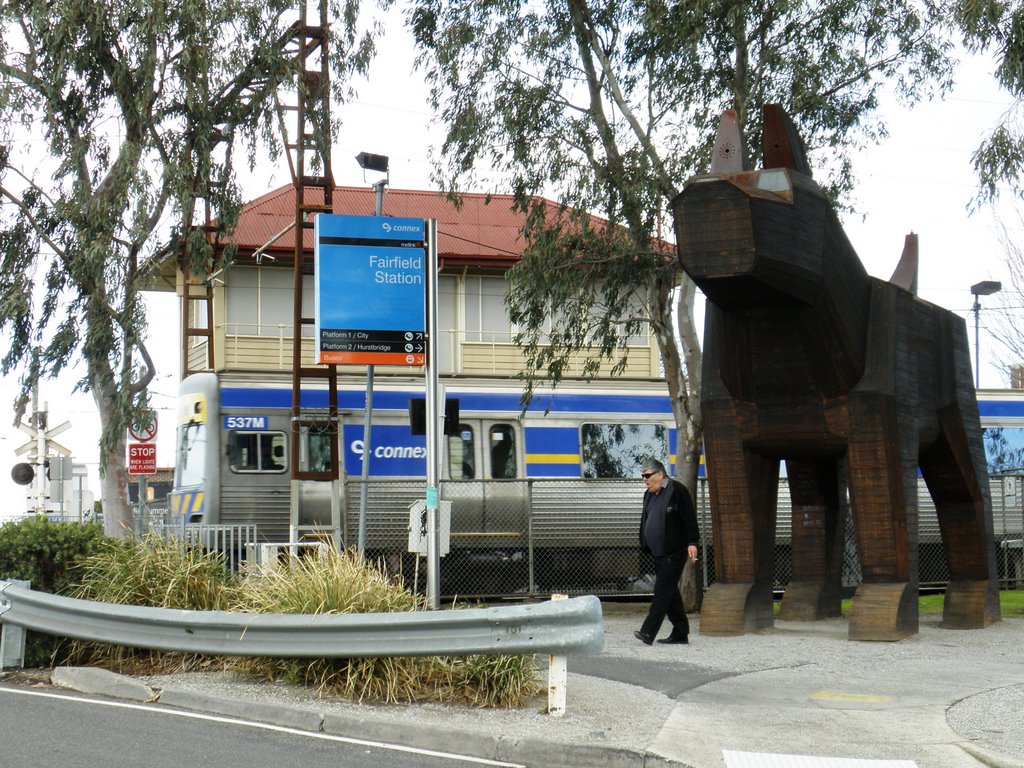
[970,280,1002,389]
[355,152,389,554]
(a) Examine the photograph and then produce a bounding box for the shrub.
[69,534,234,610]
[0,516,104,594]
[44,537,540,706]
[0,516,105,666]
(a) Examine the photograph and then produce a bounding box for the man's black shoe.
[633,630,654,645]
[657,635,689,645]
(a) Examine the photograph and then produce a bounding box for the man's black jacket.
[639,478,700,555]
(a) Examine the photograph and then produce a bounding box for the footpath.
[33,605,1024,768]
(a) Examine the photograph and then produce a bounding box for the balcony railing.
[186,324,659,378]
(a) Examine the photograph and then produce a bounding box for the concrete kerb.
[51,665,153,702]
[49,666,689,768]
[956,742,1024,768]
[156,686,326,732]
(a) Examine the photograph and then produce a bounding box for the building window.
[464,276,511,343]
[225,266,313,336]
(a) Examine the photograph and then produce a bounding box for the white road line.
[0,686,525,768]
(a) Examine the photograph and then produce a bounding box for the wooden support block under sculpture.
[671,104,1002,641]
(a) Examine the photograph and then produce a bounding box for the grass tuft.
[230,548,540,706]
[61,535,236,672]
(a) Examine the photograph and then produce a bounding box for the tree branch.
[0,182,66,259]
[566,0,679,202]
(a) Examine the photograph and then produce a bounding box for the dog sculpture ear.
[709,109,749,174]
[762,104,812,177]
[889,233,919,295]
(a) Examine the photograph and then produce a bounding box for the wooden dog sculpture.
[672,105,1001,641]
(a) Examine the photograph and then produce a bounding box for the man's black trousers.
[641,551,690,639]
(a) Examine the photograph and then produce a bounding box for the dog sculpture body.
[672,105,1000,640]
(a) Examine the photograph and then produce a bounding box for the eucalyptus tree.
[986,215,1024,384]
[409,0,954,490]
[954,0,1024,203]
[0,0,375,535]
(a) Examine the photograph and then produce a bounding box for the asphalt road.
[0,685,523,768]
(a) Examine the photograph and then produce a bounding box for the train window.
[306,431,332,473]
[581,423,667,478]
[489,424,517,479]
[448,425,475,479]
[176,422,207,487]
[229,431,287,473]
[984,427,1024,473]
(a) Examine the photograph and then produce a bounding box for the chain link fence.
[343,475,1024,600]
[133,474,1024,598]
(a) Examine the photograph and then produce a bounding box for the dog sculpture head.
[671,105,871,312]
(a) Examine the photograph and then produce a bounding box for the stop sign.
[127,442,157,475]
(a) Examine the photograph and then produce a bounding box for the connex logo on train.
[223,415,268,430]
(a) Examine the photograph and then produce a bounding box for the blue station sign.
[314,214,427,365]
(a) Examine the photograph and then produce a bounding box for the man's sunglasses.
[641,472,656,479]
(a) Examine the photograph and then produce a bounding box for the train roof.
[977,388,1024,422]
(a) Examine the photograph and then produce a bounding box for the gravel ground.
[947,683,1024,763]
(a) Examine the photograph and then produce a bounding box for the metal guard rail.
[0,581,603,658]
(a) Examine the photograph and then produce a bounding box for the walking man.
[635,459,700,645]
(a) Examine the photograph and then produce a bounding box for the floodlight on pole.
[355,151,389,175]
[355,151,389,216]
[970,280,1002,388]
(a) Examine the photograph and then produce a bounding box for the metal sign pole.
[137,476,147,533]
[357,183,386,553]
[425,219,441,609]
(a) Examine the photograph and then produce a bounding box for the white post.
[547,593,569,716]
[0,581,29,670]
[425,219,441,610]
[357,179,386,553]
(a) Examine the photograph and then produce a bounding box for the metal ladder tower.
[281,0,342,545]
[174,0,344,544]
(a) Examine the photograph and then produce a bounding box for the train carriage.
[169,374,1024,595]
[169,372,680,594]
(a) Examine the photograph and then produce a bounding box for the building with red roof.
[156,184,662,382]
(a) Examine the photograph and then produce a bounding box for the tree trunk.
[650,268,702,496]
[93,379,133,537]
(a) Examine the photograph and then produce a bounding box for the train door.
[445,419,527,549]
[446,419,522,481]
[220,412,292,541]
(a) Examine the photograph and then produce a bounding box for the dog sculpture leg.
[923,406,1002,628]
[778,457,846,620]
[844,395,920,641]
[698,399,778,635]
